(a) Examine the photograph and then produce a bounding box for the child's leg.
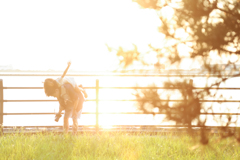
[64,108,73,133]
[63,117,69,133]
[72,118,78,134]
[72,107,80,134]
[72,103,83,134]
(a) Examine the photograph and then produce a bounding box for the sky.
[0,0,162,71]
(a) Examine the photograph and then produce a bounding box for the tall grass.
[0,131,239,160]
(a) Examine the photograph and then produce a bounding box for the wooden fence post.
[0,79,3,134]
[96,79,99,133]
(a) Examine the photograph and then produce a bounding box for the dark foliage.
[109,0,240,145]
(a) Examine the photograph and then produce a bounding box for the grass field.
[0,131,239,160]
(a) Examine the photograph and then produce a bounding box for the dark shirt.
[57,83,83,109]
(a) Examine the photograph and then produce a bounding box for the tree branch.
[216,7,240,20]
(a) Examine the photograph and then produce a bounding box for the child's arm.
[58,105,64,115]
[55,105,64,122]
[61,62,71,79]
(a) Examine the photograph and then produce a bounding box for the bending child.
[43,62,87,134]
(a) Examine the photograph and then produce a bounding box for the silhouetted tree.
[110,0,240,145]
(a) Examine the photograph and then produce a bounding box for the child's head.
[43,78,59,97]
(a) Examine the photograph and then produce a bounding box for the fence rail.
[0,73,232,77]
[1,75,240,134]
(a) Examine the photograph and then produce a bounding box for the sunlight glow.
[100,125,113,129]
[160,6,175,20]
[0,0,162,72]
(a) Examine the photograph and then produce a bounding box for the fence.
[1,73,240,134]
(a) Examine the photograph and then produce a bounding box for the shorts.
[64,99,84,119]
[64,108,82,120]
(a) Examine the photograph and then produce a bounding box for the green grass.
[0,131,239,160]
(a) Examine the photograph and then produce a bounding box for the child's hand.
[55,113,62,122]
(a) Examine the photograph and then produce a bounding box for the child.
[43,62,87,134]
[44,79,85,134]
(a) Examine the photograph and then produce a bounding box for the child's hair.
[43,78,59,96]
